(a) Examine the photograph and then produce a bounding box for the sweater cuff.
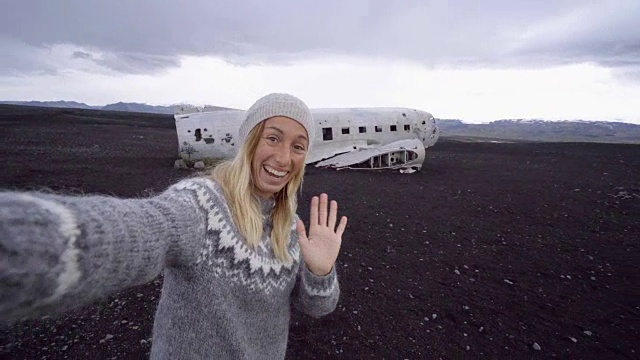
[301,264,337,297]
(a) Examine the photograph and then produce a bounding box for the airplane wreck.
[174,107,440,171]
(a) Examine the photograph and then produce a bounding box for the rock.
[174,159,188,169]
[193,161,206,169]
[583,330,592,336]
[532,342,541,351]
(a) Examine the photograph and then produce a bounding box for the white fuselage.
[174,107,440,167]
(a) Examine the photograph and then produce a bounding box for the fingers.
[336,216,348,238]
[319,193,328,226]
[309,194,345,233]
[328,200,337,231]
[309,195,319,227]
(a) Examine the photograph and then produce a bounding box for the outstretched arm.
[293,193,347,317]
[0,179,207,323]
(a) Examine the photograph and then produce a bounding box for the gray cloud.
[94,53,180,73]
[1,0,638,75]
[0,37,59,76]
[506,1,640,68]
[72,51,92,60]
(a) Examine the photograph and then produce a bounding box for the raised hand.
[296,193,348,276]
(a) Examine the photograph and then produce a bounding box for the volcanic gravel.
[1,106,638,359]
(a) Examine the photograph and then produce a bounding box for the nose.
[274,143,291,166]
[421,113,439,148]
[415,113,428,144]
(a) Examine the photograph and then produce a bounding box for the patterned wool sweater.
[0,177,340,359]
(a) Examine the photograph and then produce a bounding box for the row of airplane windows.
[321,124,413,141]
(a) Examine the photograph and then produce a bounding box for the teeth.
[265,166,287,177]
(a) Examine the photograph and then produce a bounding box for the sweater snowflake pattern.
[0,177,340,359]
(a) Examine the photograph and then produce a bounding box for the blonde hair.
[210,121,305,263]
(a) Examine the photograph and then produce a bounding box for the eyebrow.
[266,125,309,142]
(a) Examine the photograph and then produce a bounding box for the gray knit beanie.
[238,93,315,148]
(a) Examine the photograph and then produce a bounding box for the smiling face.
[251,116,309,198]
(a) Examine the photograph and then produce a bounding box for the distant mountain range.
[0,101,234,114]
[2,100,639,143]
[436,118,640,144]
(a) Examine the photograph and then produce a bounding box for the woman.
[0,93,348,359]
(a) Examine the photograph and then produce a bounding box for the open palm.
[296,193,348,276]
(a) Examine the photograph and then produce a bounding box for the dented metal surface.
[175,110,244,161]
[315,138,426,170]
[174,107,440,170]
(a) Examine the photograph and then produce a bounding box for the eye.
[266,135,279,143]
[293,144,307,153]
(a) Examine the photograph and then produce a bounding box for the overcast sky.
[1,0,639,123]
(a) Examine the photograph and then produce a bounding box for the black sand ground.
[1,106,638,359]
